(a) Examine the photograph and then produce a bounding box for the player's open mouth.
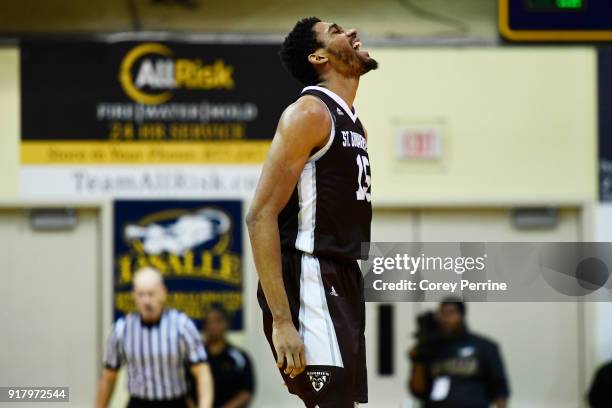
[352,38,369,57]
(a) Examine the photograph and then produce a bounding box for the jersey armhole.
[306,97,335,163]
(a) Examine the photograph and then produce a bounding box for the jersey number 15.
[356,154,371,202]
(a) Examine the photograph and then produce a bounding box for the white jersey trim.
[299,253,344,367]
[294,88,339,253]
[302,85,358,123]
[295,161,316,253]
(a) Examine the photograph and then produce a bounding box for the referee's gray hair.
[133,266,165,287]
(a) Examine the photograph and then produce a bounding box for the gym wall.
[0,45,597,204]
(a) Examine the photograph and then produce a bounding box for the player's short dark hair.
[441,297,466,316]
[279,17,323,85]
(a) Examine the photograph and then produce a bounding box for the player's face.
[437,304,464,335]
[204,309,228,342]
[133,280,166,322]
[313,21,378,78]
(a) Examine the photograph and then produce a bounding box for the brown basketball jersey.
[278,86,372,261]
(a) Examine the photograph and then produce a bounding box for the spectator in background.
[588,360,612,407]
[95,267,214,408]
[189,304,255,408]
[408,298,510,408]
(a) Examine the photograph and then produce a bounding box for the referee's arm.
[190,363,214,408]
[182,317,213,408]
[95,319,124,408]
[95,368,118,408]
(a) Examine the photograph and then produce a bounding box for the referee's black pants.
[127,396,188,408]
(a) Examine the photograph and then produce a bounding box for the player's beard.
[327,46,378,78]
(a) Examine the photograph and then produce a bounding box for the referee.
[95,267,214,408]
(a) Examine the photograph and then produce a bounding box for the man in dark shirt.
[190,305,255,408]
[409,298,510,408]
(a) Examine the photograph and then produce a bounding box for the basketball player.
[246,17,378,408]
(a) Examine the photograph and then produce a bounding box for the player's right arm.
[95,368,118,408]
[246,95,330,379]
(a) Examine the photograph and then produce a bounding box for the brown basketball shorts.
[257,251,368,407]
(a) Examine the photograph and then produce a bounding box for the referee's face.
[133,274,167,322]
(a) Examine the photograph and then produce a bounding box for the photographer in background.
[588,360,612,407]
[408,298,510,408]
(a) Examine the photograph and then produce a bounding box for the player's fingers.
[284,352,296,376]
[292,349,305,376]
[276,348,285,369]
[299,348,307,373]
[289,350,303,378]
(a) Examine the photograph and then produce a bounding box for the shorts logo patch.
[307,370,330,392]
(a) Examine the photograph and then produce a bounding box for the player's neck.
[317,75,359,109]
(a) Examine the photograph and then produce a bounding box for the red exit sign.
[396,128,443,159]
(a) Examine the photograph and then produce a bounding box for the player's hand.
[272,319,306,379]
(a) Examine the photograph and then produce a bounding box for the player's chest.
[332,119,369,164]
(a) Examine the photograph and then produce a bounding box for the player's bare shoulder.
[275,95,331,150]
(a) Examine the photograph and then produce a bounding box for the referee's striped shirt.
[103,308,207,400]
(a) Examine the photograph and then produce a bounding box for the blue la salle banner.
[113,199,243,330]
